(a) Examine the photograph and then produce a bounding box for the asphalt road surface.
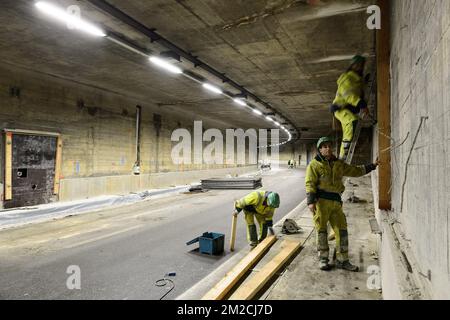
[0,168,306,299]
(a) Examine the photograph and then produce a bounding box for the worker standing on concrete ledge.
[305,137,379,271]
[234,191,280,248]
[330,55,370,161]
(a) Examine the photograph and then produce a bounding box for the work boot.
[319,258,332,271]
[336,260,359,272]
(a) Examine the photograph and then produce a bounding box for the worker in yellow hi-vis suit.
[234,191,280,248]
[305,137,379,271]
[330,55,370,161]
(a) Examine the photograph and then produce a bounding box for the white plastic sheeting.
[0,186,189,230]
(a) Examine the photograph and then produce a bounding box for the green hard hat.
[317,137,333,149]
[351,55,366,65]
[267,192,280,208]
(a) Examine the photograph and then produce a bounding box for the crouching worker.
[305,137,379,271]
[234,191,280,248]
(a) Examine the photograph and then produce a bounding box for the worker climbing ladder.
[344,67,377,165]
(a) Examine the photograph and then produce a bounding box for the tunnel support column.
[377,0,391,210]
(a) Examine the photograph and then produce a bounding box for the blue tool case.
[186,232,225,255]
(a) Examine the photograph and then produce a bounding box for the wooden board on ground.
[229,214,237,252]
[229,239,302,300]
[202,235,277,300]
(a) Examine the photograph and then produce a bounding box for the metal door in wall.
[4,134,57,209]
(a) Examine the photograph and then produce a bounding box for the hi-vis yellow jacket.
[305,155,375,205]
[333,70,364,108]
[235,191,274,216]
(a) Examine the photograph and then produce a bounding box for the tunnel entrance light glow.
[202,83,223,94]
[149,56,183,74]
[35,1,106,37]
[233,98,247,107]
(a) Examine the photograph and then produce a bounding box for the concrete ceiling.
[0,0,375,140]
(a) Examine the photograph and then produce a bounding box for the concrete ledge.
[371,174,431,300]
[377,214,423,299]
[59,166,258,201]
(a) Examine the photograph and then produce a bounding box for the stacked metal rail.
[201,178,262,190]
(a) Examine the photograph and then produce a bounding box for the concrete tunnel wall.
[374,0,450,299]
[0,63,307,205]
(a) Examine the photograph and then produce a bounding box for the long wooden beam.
[201,235,277,300]
[377,0,392,210]
[229,240,302,300]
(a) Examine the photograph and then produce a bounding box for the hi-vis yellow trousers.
[313,198,349,262]
[334,108,358,160]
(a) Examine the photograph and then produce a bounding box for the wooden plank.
[53,136,63,195]
[229,240,302,300]
[377,0,392,210]
[229,214,237,252]
[3,129,60,137]
[201,235,277,300]
[4,132,12,200]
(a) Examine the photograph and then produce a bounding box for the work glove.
[306,193,317,215]
[365,159,379,173]
[234,206,242,216]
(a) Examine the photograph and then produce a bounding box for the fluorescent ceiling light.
[253,109,263,116]
[202,83,223,94]
[149,56,183,74]
[274,122,280,126]
[233,98,247,107]
[265,116,273,121]
[35,1,106,37]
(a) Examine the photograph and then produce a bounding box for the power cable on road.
[155,273,176,300]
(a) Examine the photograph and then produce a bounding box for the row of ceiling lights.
[35,1,293,145]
